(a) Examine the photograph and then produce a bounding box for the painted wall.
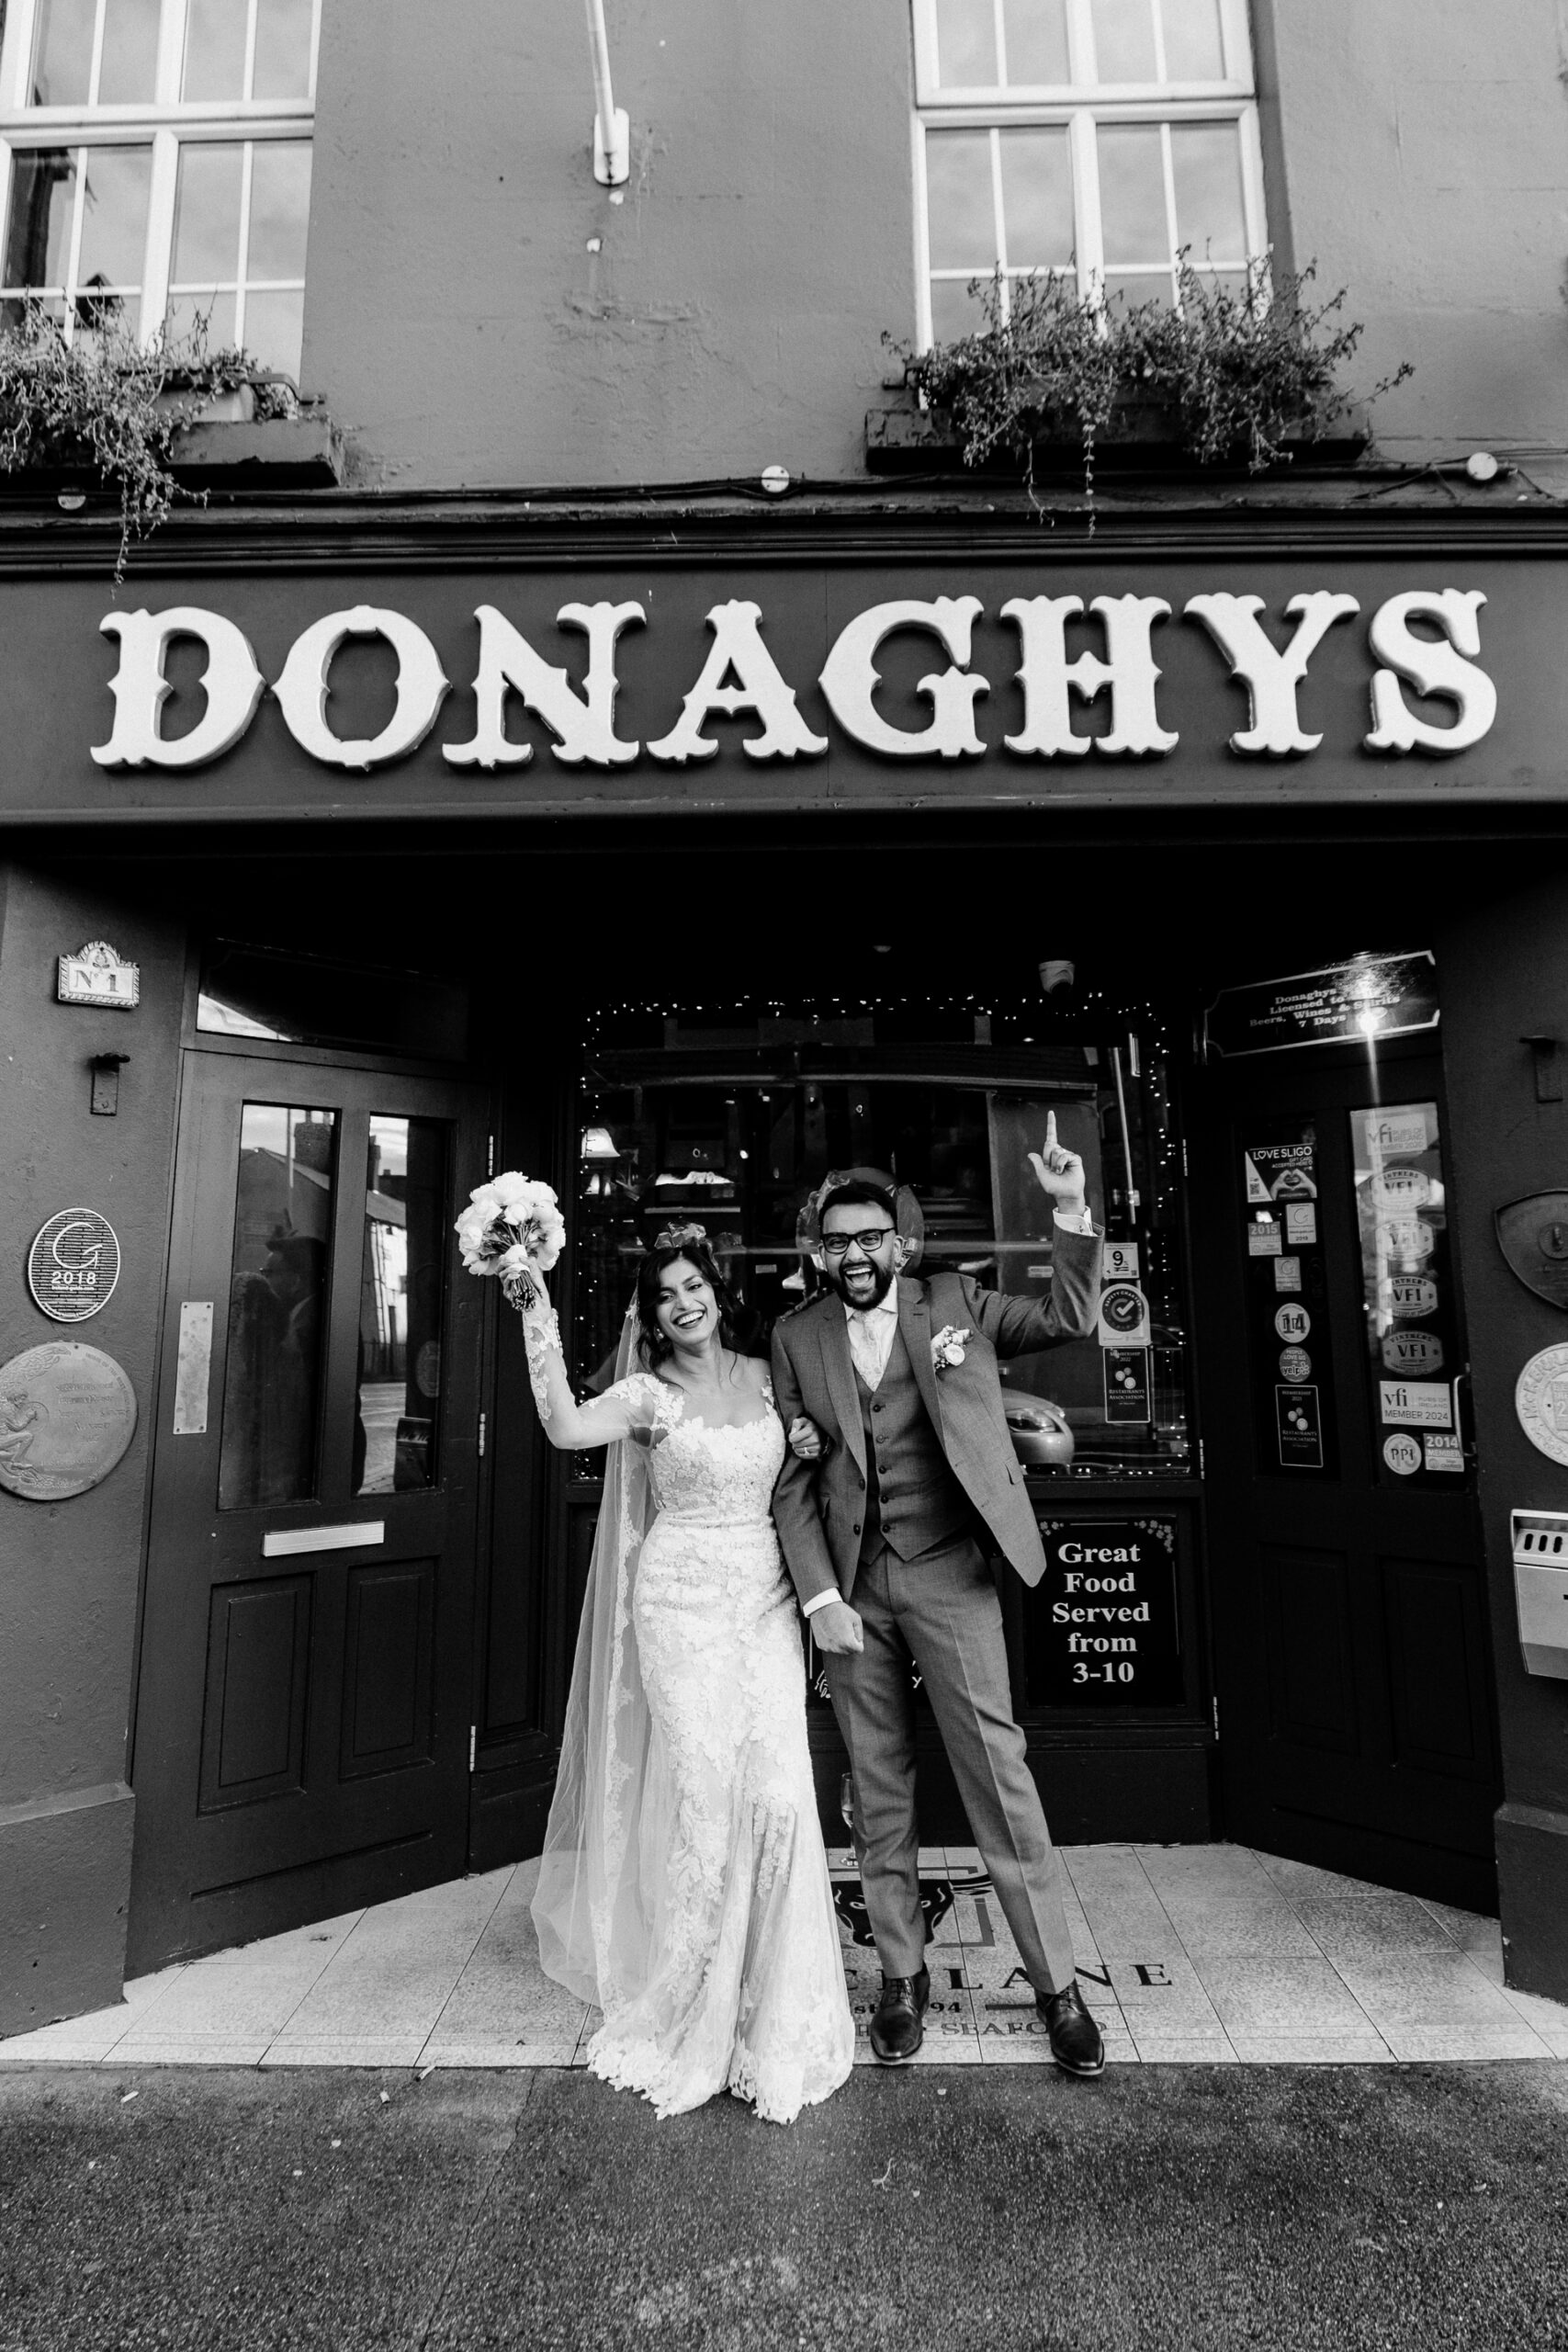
[0,867,185,2035]
[304,0,917,489]
[1440,874,1568,2002]
[299,0,1568,490]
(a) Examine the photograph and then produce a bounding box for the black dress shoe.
[869,1966,930,2064]
[1037,1980,1105,2076]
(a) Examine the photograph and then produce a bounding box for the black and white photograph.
[2,3,1567,2346]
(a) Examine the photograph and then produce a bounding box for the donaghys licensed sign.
[1,550,1560,821]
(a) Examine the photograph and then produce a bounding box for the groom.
[771,1116,1105,2075]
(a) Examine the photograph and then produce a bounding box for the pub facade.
[4,0,1568,2035]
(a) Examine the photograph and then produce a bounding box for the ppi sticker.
[1382,1432,1422,1476]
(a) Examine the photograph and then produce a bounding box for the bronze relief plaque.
[1496,1193,1568,1310]
[0,1341,138,1501]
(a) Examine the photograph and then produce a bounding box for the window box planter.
[865,390,1370,478]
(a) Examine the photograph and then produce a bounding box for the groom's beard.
[828,1258,897,1311]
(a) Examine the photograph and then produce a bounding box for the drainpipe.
[585,0,629,185]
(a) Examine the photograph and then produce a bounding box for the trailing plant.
[0,300,301,576]
[889,254,1411,500]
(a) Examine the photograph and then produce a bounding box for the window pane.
[4,149,76,285]
[1104,268,1174,311]
[242,285,301,374]
[925,129,997,271]
[218,1103,336,1510]
[97,0,160,102]
[1090,0,1157,79]
[29,0,96,107]
[1003,0,1070,83]
[1160,0,1225,80]
[172,142,243,284]
[165,287,236,345]
[998,126,1073,268]
[182,0,248,100]
[1096,124,1168,262]
[355,1115,448,1498]
[929,276,984,341]
[253,0,315,97]
[934,0,998,85]
[246,140,310,278]
[75,144,150,288]
[1168,121,1247,261]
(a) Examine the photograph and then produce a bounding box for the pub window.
[912,0,1267,343]
[574,995,1192,1483]
[0,0,319,381]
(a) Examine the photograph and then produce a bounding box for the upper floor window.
[0,0,319,380]
[913,0,1266,343]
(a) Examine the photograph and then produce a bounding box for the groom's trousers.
[824,1533,1077,1993]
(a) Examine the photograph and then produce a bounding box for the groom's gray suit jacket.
[770,1230,1101,1611]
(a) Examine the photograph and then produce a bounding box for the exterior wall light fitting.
[586,0,629,186]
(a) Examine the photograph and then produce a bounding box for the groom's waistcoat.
[854,1320,976,1564]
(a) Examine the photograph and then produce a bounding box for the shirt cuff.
[801,1589,840,1620]
[1053,1207,1097,1236]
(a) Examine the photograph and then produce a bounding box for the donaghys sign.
[3,550,1560,820]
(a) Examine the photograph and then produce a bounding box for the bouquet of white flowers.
[454,1171,566,1314]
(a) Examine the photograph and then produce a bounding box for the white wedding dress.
[533,1369,854,2125]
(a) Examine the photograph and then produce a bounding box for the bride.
[521,1221,855,2124]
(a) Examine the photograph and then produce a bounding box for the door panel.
[1192,1043,1501,1911]
[128,1052,489,1971]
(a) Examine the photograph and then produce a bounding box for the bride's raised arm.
[519,1288,655,1453]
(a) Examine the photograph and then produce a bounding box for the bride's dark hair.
[634,1224,742,1371]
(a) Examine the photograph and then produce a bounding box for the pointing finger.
[1044,1109,1058,1151]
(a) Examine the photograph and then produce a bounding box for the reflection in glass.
[1168,121,1247,260]
[1160,0,1225,80]
[1090,0,1156,80]
[253,0,316,97]
[934,0,997,85]
[1097,125,1168,264]
[74,144,152,293]
[30,0,96,106]
[218,1104,335,1509]
[926,130,997,272]
[3,150,75,290]
[182,0,249,100]
[247,141,311,278]
[355,1115,448,1497]
[1003,0,1071,84]
[173,142,243,284]
[97,0,161,102]
[998,127,1074,267]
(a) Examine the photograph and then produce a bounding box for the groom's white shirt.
[798,1203,1097,1621]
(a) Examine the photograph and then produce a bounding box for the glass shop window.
[573,998,1192,1480]
[911,0,1266,343]
[218,1098,333,1509]
[0,0,318,379]
[197,941,470,1064]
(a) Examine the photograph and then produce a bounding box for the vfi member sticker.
[1386,1272,1438,1318]
[1097,1283,1151,1349]
[1380,1216,1435,1261]
[1383,1432,1422,1476]
[1371,1164,1431,1212]
[1277,1385,1324,1468]
[27,1208,121,1324]
[1382,1329,1445,1374]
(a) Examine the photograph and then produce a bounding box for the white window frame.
[0,0,319,349]
[911,0,1268,346]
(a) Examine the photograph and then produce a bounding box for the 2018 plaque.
[0,1341,137,1500]
[27,1206,121,1323]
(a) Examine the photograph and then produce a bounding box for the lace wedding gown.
[580,1373,855,2124]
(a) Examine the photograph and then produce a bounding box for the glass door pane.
[217,1102,337,1509]
[355,1114,449,1496]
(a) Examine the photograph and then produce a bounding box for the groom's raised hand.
[1026,1109,1088,1222]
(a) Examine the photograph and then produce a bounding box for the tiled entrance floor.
[5,1843,1566,2070]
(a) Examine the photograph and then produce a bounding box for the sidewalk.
[5,1841,1565,2070]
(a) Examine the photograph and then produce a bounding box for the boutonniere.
[931,1325,971,1375]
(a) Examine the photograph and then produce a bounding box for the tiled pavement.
[4,1841,1566,2070]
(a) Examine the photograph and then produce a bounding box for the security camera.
[1038,958,1077,996]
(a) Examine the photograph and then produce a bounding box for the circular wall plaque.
[1515,1344,1568,1467]
[27,1207,121,1323]
[0,1341,137,1501]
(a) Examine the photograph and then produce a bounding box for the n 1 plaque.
[1027,1518,1182,1707]
[0,1341,137,1500]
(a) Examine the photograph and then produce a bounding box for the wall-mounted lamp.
[581,1125,620,1159]
[90,1051,130,1115]
[585,0,629,185]
[1523,1035,1563,1104]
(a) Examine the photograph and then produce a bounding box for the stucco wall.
[304,0,917,489]
[1263,0,1568,462]
[0,866,185,2034]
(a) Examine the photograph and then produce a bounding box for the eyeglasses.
[821,1227,897,1257]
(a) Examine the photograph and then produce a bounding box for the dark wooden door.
[128,1052,489,1970]
[1191,1041,1501,1912]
